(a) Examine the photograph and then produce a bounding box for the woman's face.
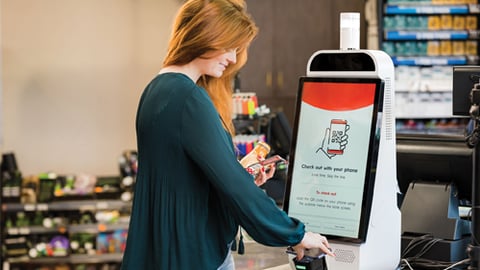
[196,49,237,78]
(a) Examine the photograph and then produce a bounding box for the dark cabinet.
[240,0,367,124]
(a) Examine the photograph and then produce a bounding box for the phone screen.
[327,119,347,155]
[260,155,288,166]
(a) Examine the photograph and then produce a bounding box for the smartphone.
[327,119,347,155]
[286,246,327,259]
[260,155,288,166]
[246,155,288,176]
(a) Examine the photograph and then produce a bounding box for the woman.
[121,0,334,269]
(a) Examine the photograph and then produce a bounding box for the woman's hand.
[253,164,275,186]
[292,232,335,260]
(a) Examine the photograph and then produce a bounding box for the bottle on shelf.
[1,153,23,203]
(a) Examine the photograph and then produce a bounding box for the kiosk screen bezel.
[283,76,384,243]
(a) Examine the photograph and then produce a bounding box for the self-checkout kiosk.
[283,13,401,270]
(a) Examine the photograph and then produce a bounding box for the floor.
[233,239,293,270]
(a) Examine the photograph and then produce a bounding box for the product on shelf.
[233,134,267,157]
[37,173,57,202]
[4,236,29,257]
[96,229,127,255]
[27,235,69,258]
[1,152,23,203]
[396,118,469,134]
[118,150,138,178]
[21,176,39,204]
[70,233,96,255]
[118,150,137,202]
[232,92,259,118]
[94,176,123,200]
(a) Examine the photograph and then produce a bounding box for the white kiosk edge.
[288,13,401,270]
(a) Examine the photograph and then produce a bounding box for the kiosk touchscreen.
[283,77,384,243]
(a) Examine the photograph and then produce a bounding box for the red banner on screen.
[302,82,376,111]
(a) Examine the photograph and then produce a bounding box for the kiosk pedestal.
[284,50,400,270]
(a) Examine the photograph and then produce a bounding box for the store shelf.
[5,222,129,236]
[381,0,480,121]
[6,225,66,235]
[384,30,475,40]
[396,118,468,136]
[391,55,473,65]
[70,253,123,264]
[69,222,129,234]
[6,253,123,265]
[395,91,454,118]
[2,199,131,213]
[385,4,471,14]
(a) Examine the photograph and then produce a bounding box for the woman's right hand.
[253,164,275,186]
[292,231,335,260]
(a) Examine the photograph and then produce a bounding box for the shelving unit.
[2,199,131,270]
[379,0,479,132]
[383,3,479,66]
[1,152,137,270]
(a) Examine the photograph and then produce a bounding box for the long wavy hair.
[163,0,258,135]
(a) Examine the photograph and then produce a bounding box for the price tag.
[37,204,48,211]
[58,226,67,234]
[19,227,31,235]
[469,30,480,39]
[8,228,19,235]
[24,204,35,211]
[96,202,109,209]
[98,223,107,232]
[469,4,480,13]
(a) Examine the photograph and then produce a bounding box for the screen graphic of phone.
[327,119,347,155]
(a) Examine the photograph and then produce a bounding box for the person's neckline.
[159,66,199,82]
[159,71,190,79]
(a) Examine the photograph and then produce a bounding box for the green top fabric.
[121,73,305,270]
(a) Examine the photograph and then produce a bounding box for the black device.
[396,133,473,263]
[452,65,480,269]
[267,111,293,158]
[286,247,328,270]
[396,133,473,207]
[453,66,480,116]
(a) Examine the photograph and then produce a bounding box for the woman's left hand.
[254,164,276,186]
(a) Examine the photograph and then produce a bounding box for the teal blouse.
[121,73,305,270]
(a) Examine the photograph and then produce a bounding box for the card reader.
[286,247,328,270]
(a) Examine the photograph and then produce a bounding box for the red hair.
[163,0,258,135]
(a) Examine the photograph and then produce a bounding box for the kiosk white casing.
[288,49,400,270]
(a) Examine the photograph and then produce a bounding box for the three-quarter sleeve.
[181,89,305,247]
